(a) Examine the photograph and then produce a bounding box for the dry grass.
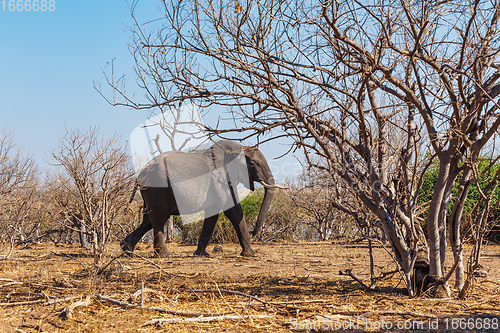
[1,241,499,332]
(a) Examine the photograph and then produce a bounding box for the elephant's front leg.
[224,204,256,257]
[194,214,219,257]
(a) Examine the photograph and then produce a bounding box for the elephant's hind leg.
[224,204,256,257]
[141,188,173,258]
[194,214,219,257]
[121,211,152,254]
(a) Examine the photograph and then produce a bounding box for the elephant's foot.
[194,249,211,257]
[120,239,135,255]
[240,249,257,257]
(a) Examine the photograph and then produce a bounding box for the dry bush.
[288,169,372,241]
[256,189,302,242]
[0,129,39,255]
[49,127,135,267]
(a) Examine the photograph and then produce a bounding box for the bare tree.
[50,127,135,267]
[104,0,500,297]
[0,129,38,257]
[0,129,36,197]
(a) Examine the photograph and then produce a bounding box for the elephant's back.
[138,151,209,189]
[137,154,169,188]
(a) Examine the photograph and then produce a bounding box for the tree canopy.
[104,0,500,297]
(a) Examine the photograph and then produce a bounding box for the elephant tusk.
[258,180,289,190]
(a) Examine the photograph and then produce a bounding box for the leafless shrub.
[49,127,135,267]
[254,189,301,242]
[288,168,372,241]
[0,129,38,256]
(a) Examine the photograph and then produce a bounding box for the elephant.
[121,140,284,257]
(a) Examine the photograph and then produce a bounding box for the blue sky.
[0,1,150,168]
[0,1,300,180]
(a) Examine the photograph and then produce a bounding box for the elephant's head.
[210,140,283,237]
[242,146,283,237]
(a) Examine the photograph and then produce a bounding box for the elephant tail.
[124,182,139,214]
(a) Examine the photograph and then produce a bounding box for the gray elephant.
[121,140,283,257]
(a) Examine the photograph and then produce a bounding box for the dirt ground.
[1,240,499,332]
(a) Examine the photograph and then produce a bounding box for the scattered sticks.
[141,281,144,309]
[151,314,273,325]
[177,288,268,305]
[2,295,79,308]
[60,296,91,320]
[339,267,399,290]
[95,294,225,317]
[0,278,23,288]
[3,298,47,307]
[339,269,372,289]
[129,286,165,303]
[97,252,126,275]
[181,287,210,304]
[125,251,199,278]
[46,296,80,305]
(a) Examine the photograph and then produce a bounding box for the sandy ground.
[1,240,499,332]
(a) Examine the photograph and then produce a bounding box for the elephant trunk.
[251,174,276,238]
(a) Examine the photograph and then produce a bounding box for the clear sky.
[0,1,300,180]
[0,1,150,168]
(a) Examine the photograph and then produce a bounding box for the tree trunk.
[78,222,91,249]
[426,156,452,279]
[165,216,174,242]
[424,152,460,296]
[449,167,472,290]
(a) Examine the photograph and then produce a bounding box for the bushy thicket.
[177,190,277,245]
[418,158,500,243]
